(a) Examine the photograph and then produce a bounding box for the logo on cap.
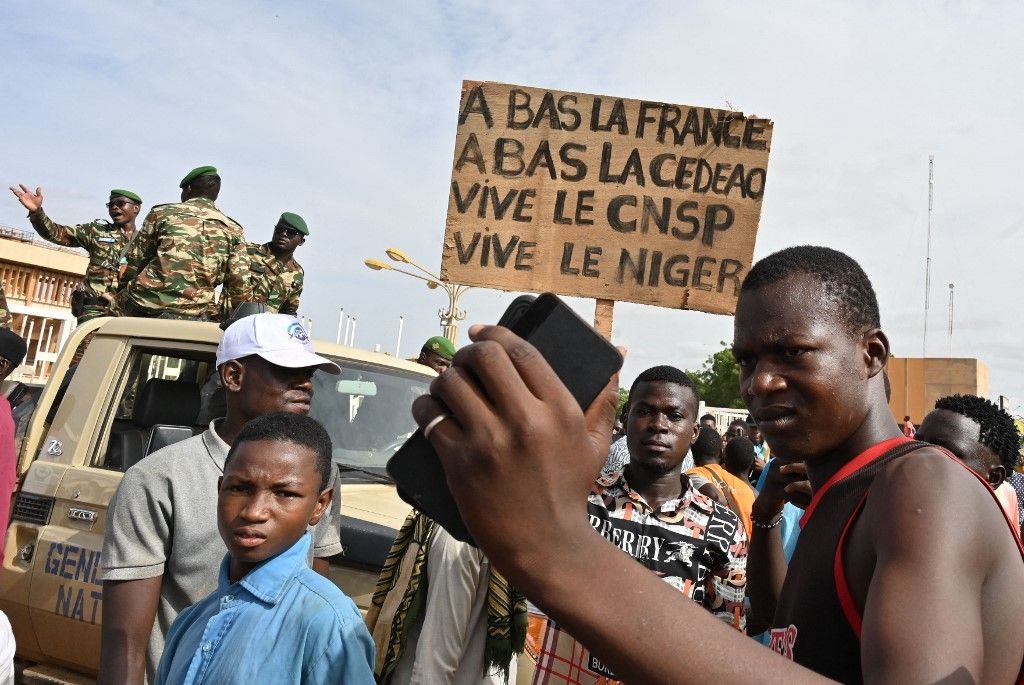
[287,322,310,343]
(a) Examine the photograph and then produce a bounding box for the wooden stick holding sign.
[440,80,773,317]
[594,298,614,340]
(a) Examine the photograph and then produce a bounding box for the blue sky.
[4,0,1022,411]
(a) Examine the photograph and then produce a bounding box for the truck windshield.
[309,358,431,477]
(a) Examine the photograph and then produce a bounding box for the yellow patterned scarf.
[366,511,527,684]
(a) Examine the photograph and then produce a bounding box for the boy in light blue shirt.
[155,412,374,684]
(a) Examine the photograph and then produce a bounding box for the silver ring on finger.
[423,413,450,439]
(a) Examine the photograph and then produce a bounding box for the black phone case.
[386,293,623,544]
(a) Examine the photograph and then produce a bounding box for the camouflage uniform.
[220,242,303,318]
[28,208,132,321]
[116,197,252,320]
[0,284,11,328]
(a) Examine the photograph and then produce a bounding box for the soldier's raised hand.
[10,184,43,212]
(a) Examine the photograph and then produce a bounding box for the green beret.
[109,189,142,203]
[423,335,455,360]
[277,212,309,236]
[179,165,218,188]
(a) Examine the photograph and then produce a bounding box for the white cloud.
[3,0,1021,406]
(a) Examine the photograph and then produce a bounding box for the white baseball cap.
[217,313,341,374]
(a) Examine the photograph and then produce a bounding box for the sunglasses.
[106,199,137,209]
[274,225,302,238]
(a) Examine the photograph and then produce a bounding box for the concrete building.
[887,356,990,425]
[1,225,86,384]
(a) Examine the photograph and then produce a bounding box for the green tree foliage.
[617,388,630,416]
[686,341,745,409]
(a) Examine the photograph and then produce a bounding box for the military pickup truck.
[0,317,430,683]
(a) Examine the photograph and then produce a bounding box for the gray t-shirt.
[100,420,343,682]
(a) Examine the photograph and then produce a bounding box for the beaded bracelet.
[751,512,784,529]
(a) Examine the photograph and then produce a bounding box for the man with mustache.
[99,313,343,684]
[9,184,142,322]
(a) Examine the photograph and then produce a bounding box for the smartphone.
[386,292,623,544]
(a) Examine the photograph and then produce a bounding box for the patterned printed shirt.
[531,471,748,684]
[1008,471,1024,528]
[116,197,251,319]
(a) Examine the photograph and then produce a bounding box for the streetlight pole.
[364,248,472,344]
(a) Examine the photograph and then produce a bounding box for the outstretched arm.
[11,184,85,247]
[9,184,42,213]
[411,325,830,685]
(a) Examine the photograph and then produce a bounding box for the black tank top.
[769,437,925,682]
[769,437,1024,683]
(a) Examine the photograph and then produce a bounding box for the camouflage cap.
[422,335,456,360]
[179,165,218,188]
[277,212,309,236]
[109,189,142,203]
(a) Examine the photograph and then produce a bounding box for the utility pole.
[923,155,934,358]
[364,248,471,344]
[396,315,404,357]
[947,283,954,357]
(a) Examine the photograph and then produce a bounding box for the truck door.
[27,342,215,673]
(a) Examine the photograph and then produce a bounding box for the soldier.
[115,166,252,321]
[9,184,142,322]
[416,336,455,374]
[220,212,306,318]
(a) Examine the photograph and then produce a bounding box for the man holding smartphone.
[410,247,1024,684]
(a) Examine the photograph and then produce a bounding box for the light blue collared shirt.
[155,533,374,685]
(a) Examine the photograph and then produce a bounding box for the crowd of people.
[1,169,1023,685]
[402,246,1024,684]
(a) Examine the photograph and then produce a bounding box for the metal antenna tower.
[947,283,954,357]
[923,156,934,357]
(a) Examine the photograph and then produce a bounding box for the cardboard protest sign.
[441,81,773,314]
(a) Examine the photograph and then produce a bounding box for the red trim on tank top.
[834,492,869,640]
[800,436,910,529]
[831,444,1024,643]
